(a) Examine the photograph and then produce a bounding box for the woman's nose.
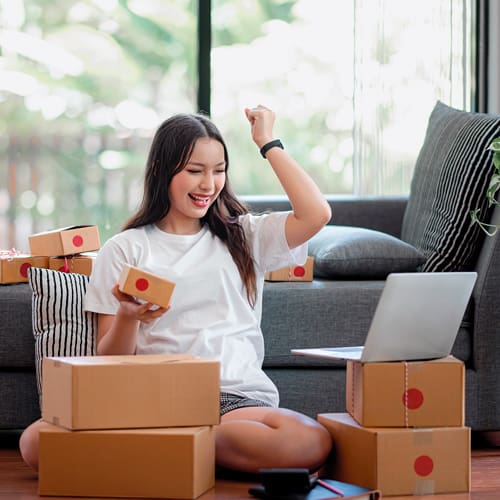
[199,173,214,190]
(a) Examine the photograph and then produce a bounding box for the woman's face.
[162,137,226,234]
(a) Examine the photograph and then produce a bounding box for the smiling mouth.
[188,193,212,207]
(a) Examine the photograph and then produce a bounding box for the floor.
[1,431,500,499]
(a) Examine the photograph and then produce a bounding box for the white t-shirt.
[84,211,307,406]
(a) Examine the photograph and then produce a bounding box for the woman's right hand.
[112,284,169,324]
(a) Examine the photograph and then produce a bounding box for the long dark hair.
[123,113,257,307]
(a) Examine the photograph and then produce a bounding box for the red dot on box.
[72,235,84,247]
[414,455,434,476]
[135,278,149,291]
[403,388,424,409]
[20,262,32,278]
[294,266,306,277]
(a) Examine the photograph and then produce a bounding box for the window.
[0,0,475,249]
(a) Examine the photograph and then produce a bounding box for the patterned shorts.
[219,392,273,416]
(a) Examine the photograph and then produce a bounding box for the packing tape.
[350,361,356,417]
[414,479,435,495]
[412,428,434,445]
[404,361,409,427]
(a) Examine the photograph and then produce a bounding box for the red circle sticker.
[20,262,32,278]
[403,388,424,409]
[414,455,434,476]
[135,278,149,291]
[294,266,306,277]
[72,235,84,247]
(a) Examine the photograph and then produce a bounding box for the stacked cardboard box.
[265,256,314,282]
[0,252,49,284]
[318,356,470,496]
[38,354,220,499]
[29,225,101,276]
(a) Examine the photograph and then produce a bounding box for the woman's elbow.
[320,201,332,225]
[313,201,332,230]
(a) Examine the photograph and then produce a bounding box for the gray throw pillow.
[401,101,500,271]
[308,225,426,279]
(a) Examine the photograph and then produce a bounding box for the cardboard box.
[42,354,220,430]
[119,263,176,308]
[29,225,100,257]
[346,356,465,427]
[318,413,470,497]
[0,253,48,283]
[39,424,215,499]
[265,256,314,281]
[49,252,97,276]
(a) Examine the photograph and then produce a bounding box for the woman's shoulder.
[238,211,290,230]
[99,225,152,252]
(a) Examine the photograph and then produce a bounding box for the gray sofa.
[0,194,499,434]
[1,101,500,435]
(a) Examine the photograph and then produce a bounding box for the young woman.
[19,105,333,474]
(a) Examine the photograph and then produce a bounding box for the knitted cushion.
[401,101,500,271]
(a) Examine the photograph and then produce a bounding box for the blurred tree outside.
[0,0,473,249]
[0,0,197,248]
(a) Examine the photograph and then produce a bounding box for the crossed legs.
[19,407,332,474]
[216,406,332,473]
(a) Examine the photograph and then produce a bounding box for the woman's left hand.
[244,105,276,148]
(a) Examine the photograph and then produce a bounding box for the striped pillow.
[29,267,97,408]
[402,101,500,271]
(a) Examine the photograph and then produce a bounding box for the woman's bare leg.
[215,407,332,473]
[19,418,52,472]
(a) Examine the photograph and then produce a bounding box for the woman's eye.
[187,169,202,174]
[215,169,226,174]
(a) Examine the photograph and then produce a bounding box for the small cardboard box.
[265,256,314,281]
[29,225,100,257]
[0,254,49,283]
[318,413,470,497]
[39,424,215,499]
[42,354,220,430]
[346,356,465,427]
[119,263,176,308]
[49,252,97,276]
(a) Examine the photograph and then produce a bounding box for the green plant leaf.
[487,137,500,152]
[486,173,500,205]
[494,153,500,169]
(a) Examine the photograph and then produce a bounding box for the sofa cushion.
[0,284,35,368]
[308,225,425,278]
[261,279,472,368]
[29,267,97,407]
[401,101,500,271]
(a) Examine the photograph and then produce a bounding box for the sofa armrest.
[242,195,408,238]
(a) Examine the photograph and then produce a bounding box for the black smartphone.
[257,468,314,495]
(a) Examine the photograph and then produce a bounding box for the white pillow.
[28,267,97,408]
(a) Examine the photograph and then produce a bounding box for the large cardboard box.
[49,252,96,276]
[119,263,176,308]
[0,254,48,283]
[39,424,215,499]
[264,256,314,281]
[42,354,220,430]
[29,225,100,257]
[318,413,470,497]
[346,356,465,427]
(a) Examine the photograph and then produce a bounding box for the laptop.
[291,272,477,363]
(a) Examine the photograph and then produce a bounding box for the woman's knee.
[19,419,45,472]
[265,410,333,469]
